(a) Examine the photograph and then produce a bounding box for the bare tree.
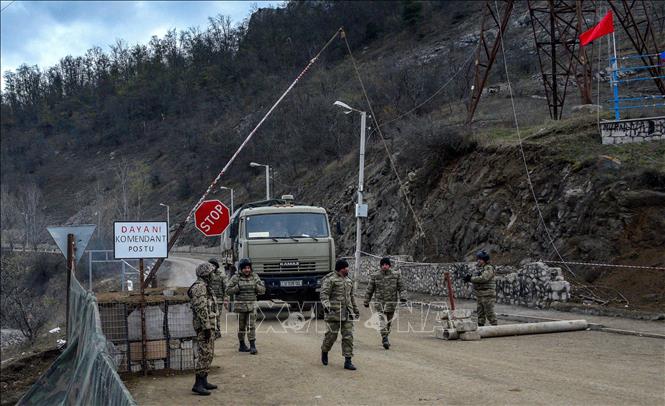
[0,255,50,342]
[1,186,21,249]
[18,183,47,251]
[114,158,132,220]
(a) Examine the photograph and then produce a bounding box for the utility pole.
[354,111,367,292]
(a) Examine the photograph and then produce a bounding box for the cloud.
[0,1,283,89]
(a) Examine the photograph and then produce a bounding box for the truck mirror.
[335,220,344,235]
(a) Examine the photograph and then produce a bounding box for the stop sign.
[194,200,230,237]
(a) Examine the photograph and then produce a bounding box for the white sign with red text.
[114,221,168,259]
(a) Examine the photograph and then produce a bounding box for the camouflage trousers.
[477,296,497,326]
[321,320,354,357]
[195,329,215,377]
[237,311,256,341]
[215,311,222,339]
[379,311,395,338]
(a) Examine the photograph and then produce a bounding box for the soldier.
[363,257,407,350]
[227,258,265,355]
[463,250,497,326]
[208,258,228,339]
[320,259,359,370]
[188,262,219,396]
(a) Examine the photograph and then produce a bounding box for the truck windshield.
[245,213,329,239]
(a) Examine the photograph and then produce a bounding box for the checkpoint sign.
[195,200,230,237]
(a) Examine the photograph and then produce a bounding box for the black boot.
[321,351,328,366]
[202,374,218,390]
[344,357,356,370]
[249,339,257,355]
[382,336,390,350]
[238,338,250,352]
[192,375,211,396]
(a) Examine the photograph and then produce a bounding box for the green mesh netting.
[17,274,136,406]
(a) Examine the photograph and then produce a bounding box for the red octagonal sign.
[194,200,230,237]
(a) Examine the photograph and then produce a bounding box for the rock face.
[351,257,570,309]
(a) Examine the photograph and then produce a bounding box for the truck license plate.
[280,280,303,287]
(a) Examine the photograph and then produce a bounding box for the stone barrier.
[350,256,570,309]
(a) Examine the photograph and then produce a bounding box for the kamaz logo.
[280,261,299,267]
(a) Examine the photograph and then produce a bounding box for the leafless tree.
[114,158,132,220]
[0,255,50,342]
[18,183,47,251]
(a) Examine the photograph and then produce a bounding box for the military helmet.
[475,250,490,262]
[196,262,214,278]
[238,258,252,271]
[208,258,220,269]
[380,257,391,267]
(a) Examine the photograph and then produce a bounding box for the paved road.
[158,255,204,287]
[125,304,665,405]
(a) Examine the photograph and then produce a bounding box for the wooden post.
[139,258,147,376]
[444,271,456,312]
[66,234,75,343]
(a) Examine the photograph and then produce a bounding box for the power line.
[1,1,16,12]
[342,30,427,240]
[493,0,575,278]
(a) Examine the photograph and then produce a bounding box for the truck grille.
[259,260,319,273]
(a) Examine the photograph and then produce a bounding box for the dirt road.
[125,304,665,405]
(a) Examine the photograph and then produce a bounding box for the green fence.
[17,274,136,405]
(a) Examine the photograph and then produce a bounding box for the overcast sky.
[0,1,283,89]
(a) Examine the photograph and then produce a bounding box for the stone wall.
[600,116,664,145]
[350,256,570,309]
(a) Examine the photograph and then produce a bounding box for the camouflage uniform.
[364,267,406,338]
[320,271,359,357]
[471,264,497,326]
[227,272,265,341]
[189,263,218,377]
[210,268,228,337]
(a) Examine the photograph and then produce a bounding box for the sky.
[0,1,283,89]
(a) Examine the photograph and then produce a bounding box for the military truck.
[222,195,334,316]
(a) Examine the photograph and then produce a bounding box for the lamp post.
[219,187,234,257]
[333,100,367,291]
[159,203,170,238]
[219,186,234,215]
[250,162,270,200]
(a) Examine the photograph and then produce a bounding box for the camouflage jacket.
[189,277,218,331]
[320,271,359,321]
[210,268,228,302]
[364,268,407,312]
[227,272,265,312]
[471,264,496,298]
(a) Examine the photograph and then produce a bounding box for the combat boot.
[238,338,250,352]
[249,339,257,355]
[192,375,211,396]
[382,336,390,350]
[321,351,328,366]
[344,357,356,370]
[202,374,218,390]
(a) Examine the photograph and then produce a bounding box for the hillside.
[1,1,664,310]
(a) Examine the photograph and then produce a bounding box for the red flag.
[580,11,614,46]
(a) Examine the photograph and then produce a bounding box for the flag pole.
[611,31,620,120]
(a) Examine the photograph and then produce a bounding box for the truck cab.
[223,196,334,310]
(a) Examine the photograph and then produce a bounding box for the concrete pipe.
[478,320,588,338]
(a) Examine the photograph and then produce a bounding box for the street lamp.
[250,162,270,200]
[219,186,234,258]
[159,203,170,238]
[219,186,234,215]
[333,100,368,292]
